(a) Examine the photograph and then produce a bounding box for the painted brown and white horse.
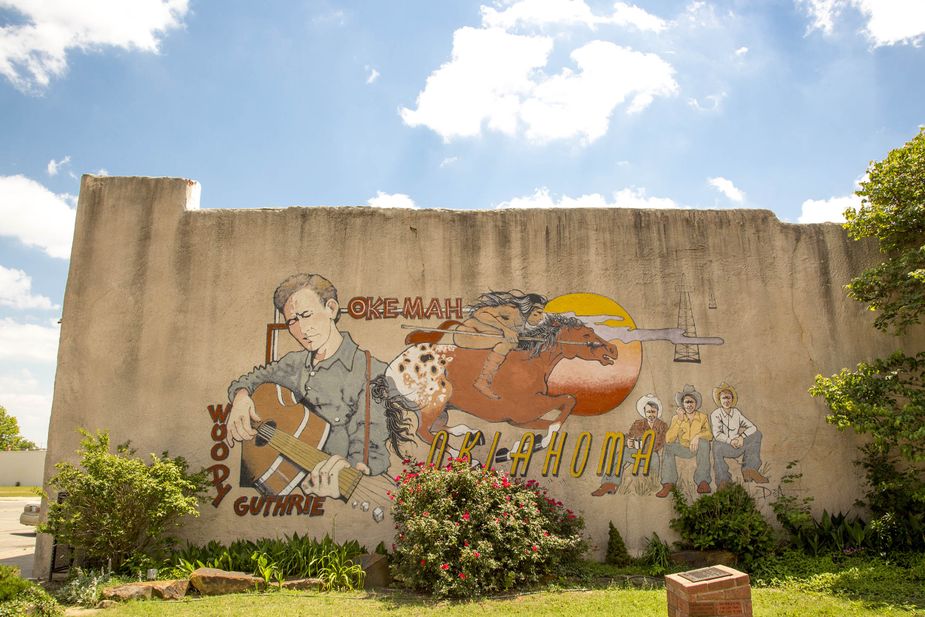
[386,316,618,445]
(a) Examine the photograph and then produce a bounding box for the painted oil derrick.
[674,285,701,364]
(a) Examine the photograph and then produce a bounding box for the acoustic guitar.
[240,382,364,500]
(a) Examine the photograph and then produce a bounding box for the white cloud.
[0,265,57,310]
[0,318,60,363]
[0,0,188,92]
[797,0,842,34]
[0,175,76,259]
[95,168,110,176]
[611,186,680,209]
[707,176,745,203]
[401,0,678,145]
[401,27,677,144]
[0,369,52,448]
[365,65,380,84]
[798,194,859,223]
[495,186,680,209]
[481,0,667,33]
[797,0,925,46]
[401,27,554,140]
[735,46,749,56]
[688,92,726,112]
[47,154,71,176]
[367,191,417,209]
[854,0,925,46]
[440,156,459,168]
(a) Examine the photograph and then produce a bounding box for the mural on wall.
[205,272,768,522]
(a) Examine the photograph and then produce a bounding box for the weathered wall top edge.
[79,176,848,230]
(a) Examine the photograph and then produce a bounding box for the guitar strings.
[259,425,393,504]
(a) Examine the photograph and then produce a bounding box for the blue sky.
[1,0,923,446]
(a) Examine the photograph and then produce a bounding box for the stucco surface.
[37,175,917,567]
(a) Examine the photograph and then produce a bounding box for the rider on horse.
[452,290,548,399]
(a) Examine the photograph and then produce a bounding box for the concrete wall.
[38,175,917,566]
[0,450,46,486]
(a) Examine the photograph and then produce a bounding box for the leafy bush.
[0,567,61,617]
[605,521,632,566]
[670,484,774,566]
[54,568,112,607]
[0,566,29,602]
[167,533,365,590]
[40,429,209,570]
[390,458,586,598]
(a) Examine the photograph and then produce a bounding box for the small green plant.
[605,521,632,566]
[54,567,112,607]
[670,483,774,567]
[0,566,57,617]
[165,533,366,590]
[251,552,283,590]
[39,429,209,570]
[770,461,815,542]
[640,532,671,576]
[390,457,586,599]
[0,566,30,602]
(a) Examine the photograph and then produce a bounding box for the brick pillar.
[665,565,752,617]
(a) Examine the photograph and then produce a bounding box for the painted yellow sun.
[546,292,642,416]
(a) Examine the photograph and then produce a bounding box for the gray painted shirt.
[228,332,391,476]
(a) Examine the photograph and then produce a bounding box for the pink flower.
[464,540,469,547]
[472,551,480,558]
[423,511,429,517]
[459,572,466,579]
[420,559,427,566]
[441,563,450,571]
[462,512,470,521]
[532,545,539,552]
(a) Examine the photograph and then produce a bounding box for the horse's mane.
[517,314,586,357]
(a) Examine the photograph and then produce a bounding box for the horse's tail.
[370,374,417,459]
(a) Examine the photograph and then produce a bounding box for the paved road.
[0,497,38,578]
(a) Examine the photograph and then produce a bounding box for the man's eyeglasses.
[285,311,313,327]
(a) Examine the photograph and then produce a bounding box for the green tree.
[810,128,925,551]
[0,405,37,451]
[39,430,208,569]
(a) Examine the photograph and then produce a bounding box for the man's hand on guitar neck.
[227,389,262,445]
[300,455,371,499]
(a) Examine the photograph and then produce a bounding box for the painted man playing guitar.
[225,273,412,501]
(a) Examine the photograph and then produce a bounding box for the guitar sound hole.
[255,420,276,447]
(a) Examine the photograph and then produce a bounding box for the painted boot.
[655,483,674,498]
[591,482,618,497]
[474,351,505,400]
[742,467,769,483]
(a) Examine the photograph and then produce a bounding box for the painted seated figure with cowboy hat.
[591,393,668,496]
[709,381,768,488]
[655,384,714,498]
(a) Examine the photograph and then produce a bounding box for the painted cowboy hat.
[674,384,702,410]
[712,382,738,407]
[636,393,662,418]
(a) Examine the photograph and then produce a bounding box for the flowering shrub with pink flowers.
[389,458,586,598]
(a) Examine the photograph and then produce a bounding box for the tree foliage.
[0,405,37,451]
[811,129,925,551]
[39,430,208,569]
[844,127,925,334]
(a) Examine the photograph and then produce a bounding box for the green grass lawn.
[82,586,924,617]
[0,486,40,497]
